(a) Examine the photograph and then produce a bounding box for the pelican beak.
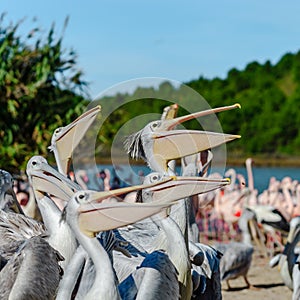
[152,130,240,171]
[80,177,174,203]
[143,176,230,203]
[29,170,76,202]
[161,103,241,130]
[78,201,175,237]
[50,105,101,174]
[27,163,80,201]
[76,178,175,236]
[161,103,179,120]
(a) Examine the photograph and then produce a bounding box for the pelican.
[48,105,101,175]
[56,171,228,299]
[115,172,228,299]
[124,103,241,173]
[26,156,81,269]
[61,187,185,299]
[0,171,65,299]
[60,171,228,299]
[0,170,45,261]
[246,158,290,235]
[214,241,254,290]
[122,104,239,298]
[0,170,24,214]
[25,156,161,298]
[238,207,268,257]
[271,217,300,292]
[0,236,64,299]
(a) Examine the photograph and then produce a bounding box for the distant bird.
[75,169,89,190]
[238,207,268,257]
[240,158,289,254]
[0,170,24,214]
[125,103,241,173]
[49,105,101,175]
[214,241,254,290]
[270,217,300,293]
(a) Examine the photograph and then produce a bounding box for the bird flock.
[0,101,276,300]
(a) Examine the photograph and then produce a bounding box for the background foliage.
[96,54,300,164]
[1,15,300,173]
[0,15,89,173]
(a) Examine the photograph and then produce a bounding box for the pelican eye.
[75,191,90,204]
[55,128,62,134]
[32,161,37,166]
[150,121,161,130]
[151,174,161,182]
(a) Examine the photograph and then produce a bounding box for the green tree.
[0,15,89,173]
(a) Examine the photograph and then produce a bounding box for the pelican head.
[124,103,241,173]
[0,169,23,214]
[26,156,80,202]
[140,172,230,203]
[49,105,101,175]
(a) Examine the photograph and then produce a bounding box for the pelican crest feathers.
[124,129,146,160]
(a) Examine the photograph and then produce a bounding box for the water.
[83,164,300,195]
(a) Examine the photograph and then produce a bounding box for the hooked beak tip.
[235,103,242,109]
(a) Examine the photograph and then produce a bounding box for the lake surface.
[82,164,300,194]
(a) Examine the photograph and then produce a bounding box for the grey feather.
[0,236,63,300]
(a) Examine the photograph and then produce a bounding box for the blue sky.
[1,1,300,98]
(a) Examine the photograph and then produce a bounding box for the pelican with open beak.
[48,105,101,175]
[26,156,81,203]
[73,174,229,237]
[125,103,241,173]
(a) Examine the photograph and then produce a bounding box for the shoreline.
[93,156,300,167]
